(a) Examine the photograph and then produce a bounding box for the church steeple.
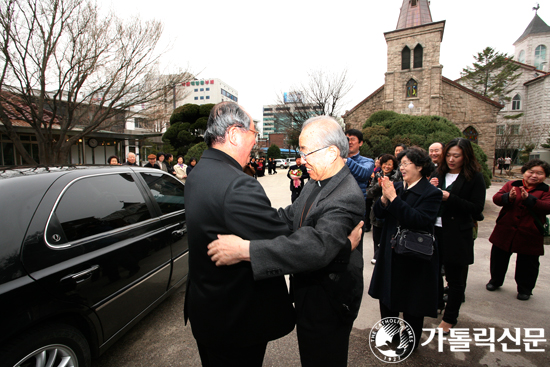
[396,0,433,29]
[514,13,550,45]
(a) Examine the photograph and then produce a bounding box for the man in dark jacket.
[287,157,309,203]
[208,116,365,367]
[124,152,139,166]
[184,102,295,367]
[143,154,160,169]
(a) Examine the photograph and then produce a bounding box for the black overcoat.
[184,148,295,346]
[368,178,442,318]
[434,171,486,265]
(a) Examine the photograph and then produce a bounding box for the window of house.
[194,97,198,100]
[512,94,521,110]
[534,45,547,70]
[518,50,525,63]
[414,44,423,68]
[510,125,520,135]
[496,125,504,135]
[200,88,204,91]
[206,96,210,99]
[406,79,418,98]
[50,174,151,243]
[139,173,185,215]
[200,96,204,100]
[194,89,198,92]
[206,88,210,91]
[402,46,411,70]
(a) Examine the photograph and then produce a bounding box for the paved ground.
[93,170,550,366]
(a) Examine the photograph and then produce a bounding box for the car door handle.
[61,265,100,284]
[172,227,187,238]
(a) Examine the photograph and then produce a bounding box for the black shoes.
[517,293,530,301]
[486,282,499,291]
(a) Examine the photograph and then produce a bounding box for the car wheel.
[0,323,91,367]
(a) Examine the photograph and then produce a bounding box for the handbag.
[527,207,550,245]
[390,226,435,261]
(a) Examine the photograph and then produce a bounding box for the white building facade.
[178,78,238,107]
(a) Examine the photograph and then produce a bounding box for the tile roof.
[514,14,550,45]
[0,92,60,128]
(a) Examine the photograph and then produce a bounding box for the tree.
[495,115,546,167]
[0,0,191,165]
[460,47,521,103]
[267,144,281,159]
[360,111,492,188]
[271,69,353,136]
[184,142,207,164]
[163,103,213,156]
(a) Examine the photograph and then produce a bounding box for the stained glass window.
[463,127,478,144]
[406,79,418,98]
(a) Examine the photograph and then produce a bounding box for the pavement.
[93,169,550,367]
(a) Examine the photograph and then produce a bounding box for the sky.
[100,0,548,128]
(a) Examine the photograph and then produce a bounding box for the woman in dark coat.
[486,159,550,301]
[368,147,442,353]
[430,138,486,334]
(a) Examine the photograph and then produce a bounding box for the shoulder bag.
[390,226,434,261]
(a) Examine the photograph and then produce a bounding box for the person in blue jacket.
[345,129,375,248]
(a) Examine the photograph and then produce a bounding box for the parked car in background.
[274,159,288,169]
[0,166,188,367]
[286,158,296,167]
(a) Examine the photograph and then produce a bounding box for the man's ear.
[227,126,241,147]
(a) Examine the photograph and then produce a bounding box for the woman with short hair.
[369,147,442,354]
[486,158,550,301]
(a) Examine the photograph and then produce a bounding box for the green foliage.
[267,144,282,159]
[165,103,212,156]
[360,110,492,187]
[199,103,215,117]
[472,143,492,188]
[460,47,522,102]
[503,113,524,120]
[363,110,399,128]
[184,142,208,164]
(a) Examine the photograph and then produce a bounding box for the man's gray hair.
[302,116,349,158]
[204,102,251,147]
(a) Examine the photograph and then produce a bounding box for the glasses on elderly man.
[297,146,330,161]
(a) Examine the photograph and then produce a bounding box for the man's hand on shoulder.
[207,234,251,266]
[348,220,364,251]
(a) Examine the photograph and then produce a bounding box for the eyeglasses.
[297,146,330,161]
[247,129,260,138]
[400,161,415,167]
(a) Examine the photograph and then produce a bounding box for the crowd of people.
[105,101,549,365]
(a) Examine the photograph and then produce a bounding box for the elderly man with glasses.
[207,115,365,367]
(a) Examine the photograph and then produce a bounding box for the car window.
[53,173,151,243]
[140,172,185,215]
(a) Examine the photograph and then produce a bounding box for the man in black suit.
[208,116,365,367]
[184,102,295,367]
[287,157,309,202]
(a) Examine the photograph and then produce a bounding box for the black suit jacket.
[250,165,365,322]
[435,171,486,265]
[184,148,295,346]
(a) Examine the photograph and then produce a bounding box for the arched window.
[402,46,411,70]
[463,126,478,144]
[414,44,423,68]
[535,45,547,70]
[518,50,525,63]
[411,0,418,6]
[512,94,521,110]
[406,79,418,98]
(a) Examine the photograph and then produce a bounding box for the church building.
[343,0,503,163]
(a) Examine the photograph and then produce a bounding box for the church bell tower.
[383,0,445,116]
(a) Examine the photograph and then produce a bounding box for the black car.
[0,166,188,367]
